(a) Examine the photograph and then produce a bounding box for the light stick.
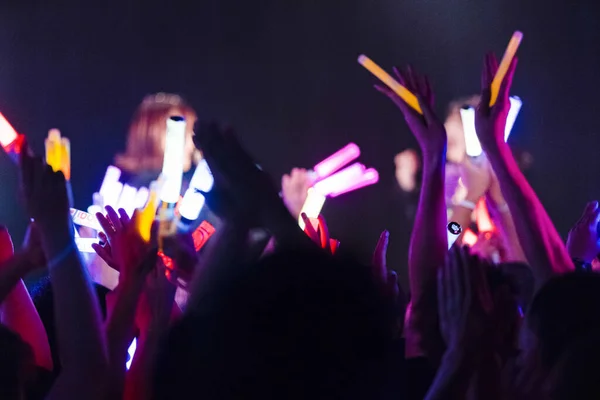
[70,208,102,231]
[179,159,213,221]
[116,184,138,217]
[0,113,24,161]
[327,168,379,197]
[136,178,162,242]
[298,188,327,230]
[44,129,71,180]
[75,237,98,253]
[313,143,360,180]
[313,163,365,197]
[461,96,522,157]
[160,116,186,204]
[134,187,150,209]
[99,166,122,206]
[490,31,523,106]
[476,199,494,233]
[358,55,422,114]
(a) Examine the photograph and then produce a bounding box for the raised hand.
[566,201,600,264]
[93,206,154,283]
[20,139,70,232]
[475,53,518,150]
[375,66,446,156]
[281,168,313,219]
[459,156,492,203]
[437,246,493,351]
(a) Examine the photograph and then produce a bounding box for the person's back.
[155,249,400,399]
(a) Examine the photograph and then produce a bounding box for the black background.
[1,0,599,286]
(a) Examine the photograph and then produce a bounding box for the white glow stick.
[298,188,327,230]
[99,166,122,202]
[126,339,137,370]
[71,208,102,231]
[462,96,522,157]
[134,187,150,209]
[117,184,137,216]
[75,237,98,253]
[179,159,214,221]
[104,182,123,209]
[160,117,186,204]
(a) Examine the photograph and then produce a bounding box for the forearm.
[425,349,474,400]
[41,228,107,372]
[0,254,33,304]
[408,151,447,304]
[493,209,526,263]
[486,143,572,283]
[124,326,166,400]
[1,279,53,371]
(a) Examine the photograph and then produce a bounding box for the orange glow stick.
[358,55,422,114]
[490,31,523,106]
[462,229,479,247]
[136,178,162,242]
[475,199,494,233]
[45,129,71,180]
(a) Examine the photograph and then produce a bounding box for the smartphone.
[461,96,522,157]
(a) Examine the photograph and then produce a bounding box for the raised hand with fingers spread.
[376,66,448,357]
[281,168,313,219]
[567,201,600,266]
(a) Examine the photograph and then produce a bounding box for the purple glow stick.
[328,168,379,197]
[313,163,365,197]
[313,143,360,180]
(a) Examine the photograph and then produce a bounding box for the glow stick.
[70,208,102,231]
[313,143,360,180]
[358,55,422,114]
[313,163,365,197]
[136,178,162,242]
[298,188,327,230]
[475,199,494,233]
[461,96,522,157]
[44,129,71,180]
[447,222,462,250]
[116,184,137,217]
[104,182,123,209]
[160,116,186,204]
[134,187,150,209]
[99,166,122,205]
[327,168,379,197]
[490,31,523,106]
[179,159,213,221]
[126,339,137,370]
[75,237,98,253]
[61,136,71,181]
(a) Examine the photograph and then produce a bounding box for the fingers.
[96,213,116,240]
[392,66,406,86]
[105,206,122,231]
[372,230,389,282]
[481,53,493,90]
[301,213,319,243]
[498,57,518,106]
[417,94,438,126]
[118,208,131,226]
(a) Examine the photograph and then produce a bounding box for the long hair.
[115,93,200,174]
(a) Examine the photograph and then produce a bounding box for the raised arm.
[19,145,107,399]
[375,67,447,355]
[0,225,53,371]
[475,54,572,287]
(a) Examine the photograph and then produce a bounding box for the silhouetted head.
[155,249,399,399]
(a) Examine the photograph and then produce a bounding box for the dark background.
[1,0,599,287]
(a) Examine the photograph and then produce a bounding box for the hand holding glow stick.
[298,189,326,230]
[490,31,523,106]
[358,55,422,114]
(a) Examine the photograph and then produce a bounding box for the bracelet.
[456,200,476,210]
[47,243,76,270]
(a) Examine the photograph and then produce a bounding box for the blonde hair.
[115,93,201,173]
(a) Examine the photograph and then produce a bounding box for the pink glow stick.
[328,168,379,197]
[313,143,360,179]
[313,163,365,197]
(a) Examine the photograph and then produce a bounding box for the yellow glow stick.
[61,137,71,181]
[358,55,422,114]
[136,178,163,242]
[490,31,523,106]
[45,129,71,180]
[298,188,326,230]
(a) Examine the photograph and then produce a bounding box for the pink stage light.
[328,168,379,197]
[313,143,360,180]
[313,163,365,197]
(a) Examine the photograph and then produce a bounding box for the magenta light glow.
[313,143,360,179]
[328,168,379,197]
